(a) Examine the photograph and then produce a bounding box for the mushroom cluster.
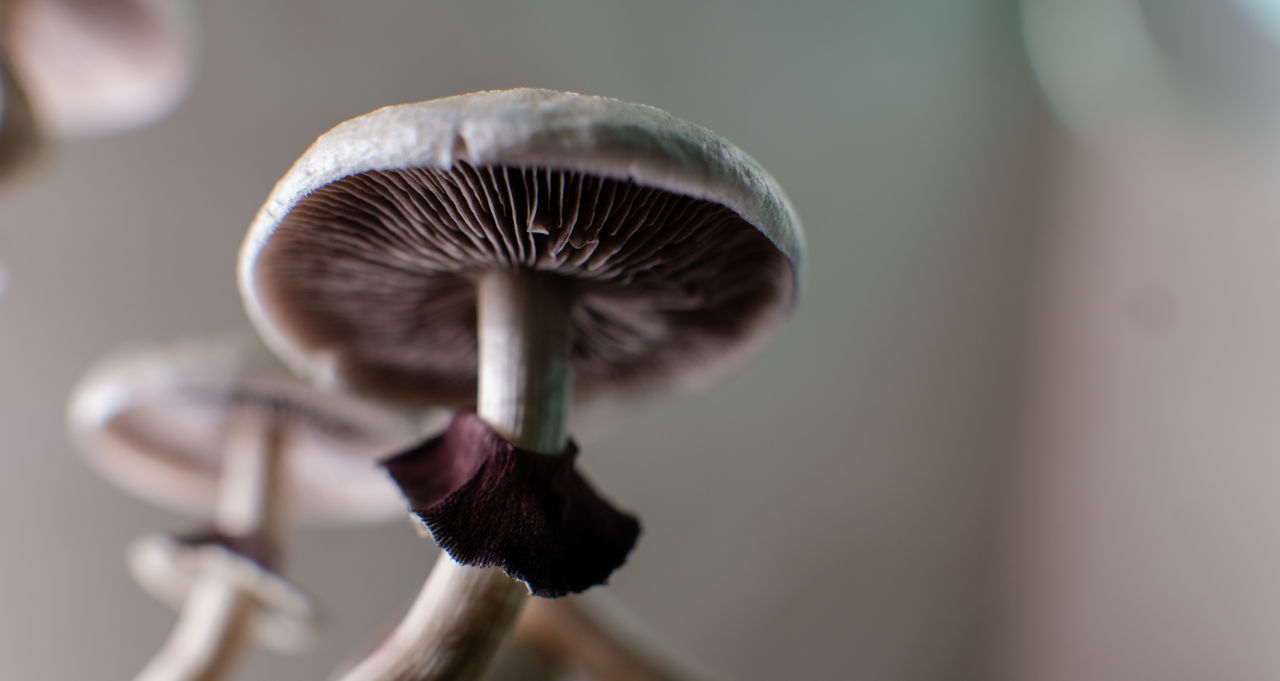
[69,334,428,680]
[238,88,803,681]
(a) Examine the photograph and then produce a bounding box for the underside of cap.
[254,162,792,404]
[241,89,804,404]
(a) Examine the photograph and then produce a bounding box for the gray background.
[0,2,1042,679]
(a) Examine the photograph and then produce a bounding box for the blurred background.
[7,0,1280,680]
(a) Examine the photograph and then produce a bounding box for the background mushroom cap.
[68,334,433,525]
[1,0,197,139]
[240,88,803,405]
[128,532,319,653]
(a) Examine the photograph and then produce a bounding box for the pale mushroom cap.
[2,0,196,138]
[240,88,804,405]
[68,334,434,525]
[128,532,318,653]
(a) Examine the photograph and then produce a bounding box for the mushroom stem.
[337,269,574,681]
[517,592,720,681]
[335,559,528,681]
[134,579,255,681]
[133,414,284,681]
[476,269,574,453]
[214,412,286,540]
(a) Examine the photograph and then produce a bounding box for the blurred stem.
[132,414,283,681]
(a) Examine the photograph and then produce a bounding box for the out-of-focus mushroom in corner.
[1,0,197,139]
[0,0,196,184]
[238,88,804,681]
[68,334,434,681]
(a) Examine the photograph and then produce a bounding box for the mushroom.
[1,0,197,140]
[238,88,803,681]
[128,530,317,655]
[0,0,195,182]
[68,334,430,680]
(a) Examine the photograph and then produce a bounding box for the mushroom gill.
[258,162,794,404]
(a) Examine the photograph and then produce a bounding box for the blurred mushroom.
[0,51,39,180]
[1020,0,1179,143]
[68,334,431,680]
[1022,0,1280,155]
[128,531,316,654]
[1,0,197,139]
[239,88,802,681]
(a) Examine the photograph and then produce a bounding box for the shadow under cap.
[0,53,40,181]
[240,88,804,406]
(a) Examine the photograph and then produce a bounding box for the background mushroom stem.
[214,413,286,539]
[518,591,721,681]
[134,578,255,681]
[133,414,284,681]
[337,269,575,681]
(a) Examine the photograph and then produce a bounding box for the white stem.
[215,413,285,540]
[337,270,575,681]
[335,559,528,681]
[517,592,721,681]
[132,413,283,681]
[133,579,254,681]
[477,270,573,454]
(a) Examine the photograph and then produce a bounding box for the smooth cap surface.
[240,88,804,405]
[68,334,432,524]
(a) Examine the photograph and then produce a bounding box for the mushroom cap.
[128,532,318,653]
[240,88,804,405]
[68,334,434,525]
[1,0,196,139]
